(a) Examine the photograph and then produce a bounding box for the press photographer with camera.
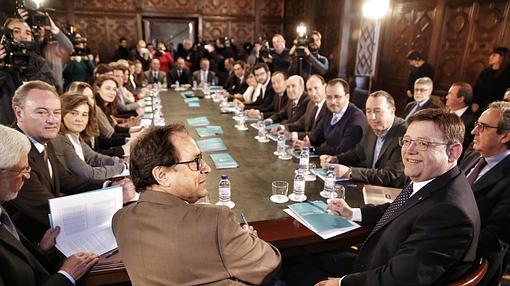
[289,29,329,80]
[0,17,56,125]
[261,34,291,73]
[62,32,94,90]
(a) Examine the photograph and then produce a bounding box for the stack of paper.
[196,138,227,152]
[186,116,210,126]
[210,153,239,169]
[362,185,402,205]
[48,186,123,257]
[311,168,349,182]
[196,126,224,137]
[284,201,360,239]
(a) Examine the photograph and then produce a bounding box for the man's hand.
[46,13,59,34]
[315,278,340,286]
[335,164,350,178]
[0,44,6,61]
[39,226,60,252]
[406,90,413,98]
[245,109,260,117]
[241,224,258,237]
[120,178,136,203]
[327,199,353,220]
[289,45,296,56]
[17,9,29,20]
[283,129,293,140]
[60,252,99,281]
[293,136,311,151]
[320,155,336,169]
[304,47,311,56]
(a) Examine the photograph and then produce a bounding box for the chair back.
[448,258,488,286]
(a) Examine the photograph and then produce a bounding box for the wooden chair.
[449,258,489,286]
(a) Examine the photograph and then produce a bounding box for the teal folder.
[310,168,349,182]
[186,117,210,126]
[288,201,354,233]
[196,138,227,152]
[210,153,239,169]
[288,149,319,159]
[187,102,200,108]
[196,126,224,137]
[184,97,200,103]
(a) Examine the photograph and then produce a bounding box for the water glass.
[270,181,289,203]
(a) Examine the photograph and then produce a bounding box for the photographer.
[62,32,94,90]
[129,40,152,70]
[0,17,56,125]
[262,34,290,73]
[289,30,329,81]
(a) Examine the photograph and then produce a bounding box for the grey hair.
[488,101,510,134]
[0,125,31,169]
[414,77,433,89]
[288,75,304,87]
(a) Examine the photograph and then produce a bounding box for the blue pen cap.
[221,175,229,180]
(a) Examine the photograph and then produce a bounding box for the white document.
[49,186,123,257]
[284,209,360,240]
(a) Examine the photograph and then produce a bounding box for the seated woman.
[52,93,127,180]
[232,67,260,104]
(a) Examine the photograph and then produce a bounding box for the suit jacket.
[192,70,217,85]
[335,117,407,187]
[245,81,275,113]
[460,151,510,257]
[262,92,287,119]
[401,98,440,119]
[5,133,103,242]
[269,93,309,125]
[309,103,366,155]
[460,108,477,150]
[344,167,480,285]
[0,220,72,286]
[143,70,168,87]
[168,67,191,85]
[112,191,281,286]
[286,100,328,139]
[226,76,248,95]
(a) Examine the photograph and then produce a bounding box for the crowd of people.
[0,11,509,286]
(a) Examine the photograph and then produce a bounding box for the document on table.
[196,137,227,152]
[210,153,239,169]
[284,201,359,239]
[311,168,350,182]
[186,116,210,126]
[48,186,123,257]
[249,123,280,130]
[196,126,224,137]
[362,185,402,205]
[288,149,319,159]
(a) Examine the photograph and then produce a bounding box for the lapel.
[373,118,404,166]
[366,167,460,241]
[28,145,54,191]
[472,155,510,193]
[365,130,377,166]
[0,227,48,276]
[313,103,328,130]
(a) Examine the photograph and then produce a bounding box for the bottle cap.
[328,165,336,171]
[221,175,229,179]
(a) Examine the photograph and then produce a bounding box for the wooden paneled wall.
[41,0,284,61]
[377,0,510,109]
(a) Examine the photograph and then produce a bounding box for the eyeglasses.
[473,121,500,132]
[173,153,203,171]
[0,165,31,176]
[414,88,429,93]
[399,137,449,151]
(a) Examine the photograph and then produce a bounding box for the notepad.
[310,168,350,182]
[196,126,224,137]
[48,186,123,257]
[186,116,210,126]
[285,201,359,239]
[196,137,227,152]
[210,153,239,169]
[187,102,200,108]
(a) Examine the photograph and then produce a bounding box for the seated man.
[294,78,366,155]
[192,57,217,86]
[460,101,510,286]
[266,75,309,126]
[112,124,281,285]
[244,63,275,112]
[143,58,168,87]
[225,60,248,95]
[6,81,105,242]
[320,91,407,187]
[244,71,287,119]
[445,82,477,150]
[168,57,192,86]
[290,109,480,286]
[401,77,440,120]
[285,75,328,140]
[0,124,98,286]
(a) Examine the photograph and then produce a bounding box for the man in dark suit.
[168,57,191,85]
[244,63,275,112]
[401,77,440,120]
[5,81,104,242]
[0,124,98,286]
[446,82,477,150]
[294,78,366,155]
[192,57,217,85]
[285,75,328,140]
[225,61,248,95]
[320,91,407,187]
[297,109,480,286]
[143,58,168,87]
[245,70,286,119]
[460,101,510,286]
[266,75,309,126]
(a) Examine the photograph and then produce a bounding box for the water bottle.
[175,80,180,88]
[192,80,198,90]
[277,130,286,156]
[289,168,306,202]
[218,175,231,203]
[320,165,337,199]
[299,146,310,172]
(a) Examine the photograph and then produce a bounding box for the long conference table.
[83,89,371,285]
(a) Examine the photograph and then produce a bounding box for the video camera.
[295,24,310,58]
[0,26,34,69]
[16,0,55,38]
[257,36,274,59]
[62,25,89,57]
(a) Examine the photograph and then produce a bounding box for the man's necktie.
[42,145,48,163]
[405,103,421,120]
[153,72,158,83]
[330,113,341,125]
[291,102,298,117]
[369,183,414,236]
[466,157,487,186]
[311,105,319,127]
[177,69,182,79]
[0,207,20,240]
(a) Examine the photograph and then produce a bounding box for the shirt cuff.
[352,208,362,222]
[338,275,346,286]
[58,270,76,285]
[292,132,298,141]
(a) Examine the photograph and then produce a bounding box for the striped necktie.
[0,207,20,240]
[369,183,414,236]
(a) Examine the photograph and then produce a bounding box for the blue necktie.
[0,207,20,240]
[330,113,341,125]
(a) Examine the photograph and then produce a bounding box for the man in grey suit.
[320,90,407,187]
[401,77,440,120]
[143,58,167,87]
[112,124,281,285]
[192,57,217,85]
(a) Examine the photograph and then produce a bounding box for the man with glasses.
[319,91,407,187]
[5,80,105,242]
[460,101,510,286]
[245,63,275,112]
[293,78,366,155]
[0,124,99,286]
[112,124,281,285]
[291,109,479,286]
[401,77,440,120]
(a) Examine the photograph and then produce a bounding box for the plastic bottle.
[293,168,305,198]
[321,165,337,198]
[299,146,310,172]
[277,130,286,155]
[218,175,231,203]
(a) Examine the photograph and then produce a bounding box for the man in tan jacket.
[112,124,281,285]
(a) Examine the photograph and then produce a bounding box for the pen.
[240,213,249,227]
